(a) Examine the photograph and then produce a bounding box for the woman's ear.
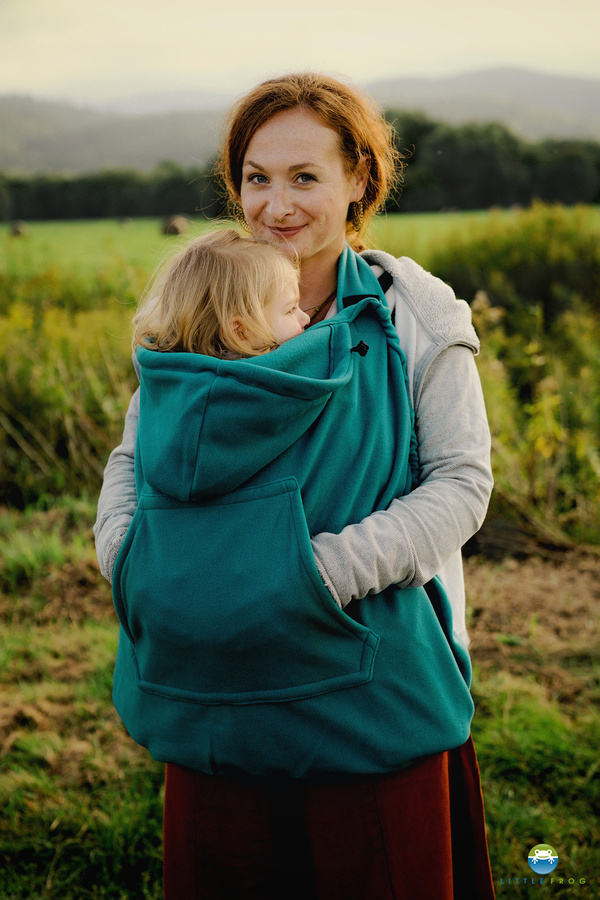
[352,156,370,201]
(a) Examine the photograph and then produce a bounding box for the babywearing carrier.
[111,246,473,776]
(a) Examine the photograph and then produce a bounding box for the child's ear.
[231,316,247,340]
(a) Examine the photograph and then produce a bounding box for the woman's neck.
[298,254,339,313]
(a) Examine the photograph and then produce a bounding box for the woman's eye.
[248,173,268,184]
[297,173,316,184]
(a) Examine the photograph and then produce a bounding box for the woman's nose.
[267,185,293,222]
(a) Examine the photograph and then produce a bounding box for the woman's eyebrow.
[288,162,321,172]
[242,160,322,172]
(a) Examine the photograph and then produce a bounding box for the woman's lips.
[267,225,305,238]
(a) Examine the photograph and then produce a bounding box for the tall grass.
[367,207,518,268]
[4,207,599,543]
[368,205,600,546]
[367,204,600,273]
[0,305,137,505]
[1,212,600,894]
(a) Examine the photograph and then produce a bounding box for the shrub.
[428,203,600,330]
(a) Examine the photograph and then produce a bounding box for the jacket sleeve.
[93,387,140,583]
[311,344,493,608]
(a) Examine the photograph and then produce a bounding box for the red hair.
[217,73,403,250]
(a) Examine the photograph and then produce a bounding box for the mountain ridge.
[1,67,599,175]
[367,67,600,142]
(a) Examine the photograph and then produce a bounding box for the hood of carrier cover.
[135,306,372,502]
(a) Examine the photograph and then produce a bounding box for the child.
[132,228,309,358]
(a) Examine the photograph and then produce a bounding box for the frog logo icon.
[528,844,558,874]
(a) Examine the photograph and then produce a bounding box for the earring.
[234,206,251,232]
[351,199,364,231]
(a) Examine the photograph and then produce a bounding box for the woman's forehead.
[243,108,343,166]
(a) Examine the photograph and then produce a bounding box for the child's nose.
[299,308,311,328]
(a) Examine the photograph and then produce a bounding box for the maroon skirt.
[163,736,495,899]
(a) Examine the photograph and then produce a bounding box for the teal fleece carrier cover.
[112,248,474,777]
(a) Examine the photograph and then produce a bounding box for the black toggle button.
[351,341,369,357]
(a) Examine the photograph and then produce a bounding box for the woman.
[95,73,495,899]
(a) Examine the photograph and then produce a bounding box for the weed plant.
[372,204,600,547]
[0,304,138,506]
[367,207,519,268]
[426,203,600,328]
[0,218,212,507]
[2,213,600,528]
[4,207,599,544]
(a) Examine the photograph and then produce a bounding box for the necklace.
[304,289,337,322]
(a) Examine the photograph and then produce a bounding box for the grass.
[367,208,513,267]
[0,217,213,322]
[1,209,600,895]
[0,499,164,900]
[4,208,598,282]
[0,501,599,897]
[0,217,204,278]
[465,554,600,897]
[369,205,600,271]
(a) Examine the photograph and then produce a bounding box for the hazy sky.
[2,0,599,105]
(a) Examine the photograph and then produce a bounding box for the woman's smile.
[268,224,305,237]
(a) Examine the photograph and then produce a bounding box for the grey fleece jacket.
[94,251,493,647]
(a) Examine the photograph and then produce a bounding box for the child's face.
[266,280,310,346]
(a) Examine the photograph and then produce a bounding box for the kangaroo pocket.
[112,477,379,704]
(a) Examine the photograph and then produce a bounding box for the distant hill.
[1,68,599,175]
[0,96,224,174]
[368,67,600,142]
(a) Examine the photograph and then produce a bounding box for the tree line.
[390,112,600,211]
[0,161,224,223]
[1,113,599,222]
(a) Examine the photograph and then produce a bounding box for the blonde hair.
[217,72,403,251]
[132,229,299,357]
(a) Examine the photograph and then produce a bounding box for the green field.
[3,206,599,274]
[1,207,599,897]
[0,208,555,276]
[2,205,599,538]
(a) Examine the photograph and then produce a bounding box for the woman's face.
[240,108,367,272]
